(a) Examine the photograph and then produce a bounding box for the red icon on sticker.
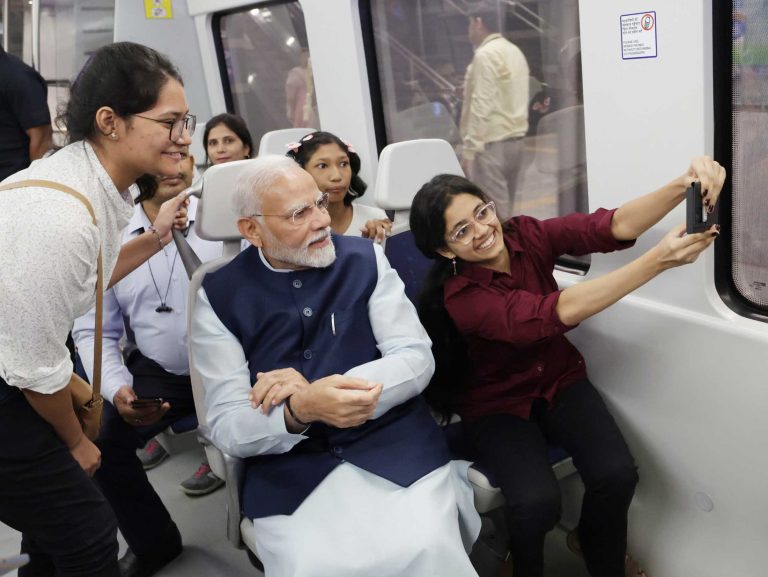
[641,13,655,31]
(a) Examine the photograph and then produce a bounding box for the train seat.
[182,159,256,554]
[374,138,576,515]
[257,127,316,157]
[374,139,463,303]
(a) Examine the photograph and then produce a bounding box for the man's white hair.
[232,155,301,218]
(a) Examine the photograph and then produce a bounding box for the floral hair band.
[285,133,313,154]
[284,133,357,155]
[341,138,356,154]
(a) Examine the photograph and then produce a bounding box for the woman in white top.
[286,131,392,243]
[0,42,194,577]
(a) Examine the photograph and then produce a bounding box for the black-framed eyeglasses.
[250,193,330,226]
[447,201,497,245]
[134,113,196,142]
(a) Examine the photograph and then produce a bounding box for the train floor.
[0,446,590,577]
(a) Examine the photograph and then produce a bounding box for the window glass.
[216,2,319,149]
[40,1,115,146]
[731,2,768,309]
[367,0,587,226]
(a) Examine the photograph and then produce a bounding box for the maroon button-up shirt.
[444,208,635,421]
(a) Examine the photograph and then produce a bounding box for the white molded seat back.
[185,160,257,548]
[194,159,257,243]
[374,139,463,234]
[257,128,316,157]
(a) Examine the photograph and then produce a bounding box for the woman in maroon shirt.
[409,156,724,577]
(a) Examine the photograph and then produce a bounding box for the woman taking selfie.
[409,156,724,577]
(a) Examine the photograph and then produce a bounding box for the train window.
[214,2,319,149]
[362,0,589,272]
[2,0,115,146]
[40,1,115,146]
[713,3,768,319]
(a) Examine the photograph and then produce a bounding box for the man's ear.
[436,247,456,260]
[237,217,263,247]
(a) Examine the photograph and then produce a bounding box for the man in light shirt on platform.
[190,155,480,577]
[460,3,530,221]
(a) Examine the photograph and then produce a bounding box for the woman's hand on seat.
[360,218,392,244]
[153,191,190,245]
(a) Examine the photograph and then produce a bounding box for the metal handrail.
[172,181,203,280]
[30,0,39,70]
[502,0,546,34]
[374,29,457,93]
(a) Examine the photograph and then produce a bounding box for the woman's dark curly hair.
[286,131,367,206]
[409,174,490,421]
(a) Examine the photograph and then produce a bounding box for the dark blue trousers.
[463,379,639,577]
[93,351,196,558]
[0,381,119,577]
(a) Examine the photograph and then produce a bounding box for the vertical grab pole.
[30,0,39,70]
[2,0,9,52]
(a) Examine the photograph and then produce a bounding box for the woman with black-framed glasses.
[0,42,194,577]
[409,157,724,577]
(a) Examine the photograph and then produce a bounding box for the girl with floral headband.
[286,131,392,243]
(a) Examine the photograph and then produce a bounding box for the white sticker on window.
[620,11,657,60]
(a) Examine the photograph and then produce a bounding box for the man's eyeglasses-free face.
[250,192,330,226]
[134,113,197,142]
[447,201,498,245]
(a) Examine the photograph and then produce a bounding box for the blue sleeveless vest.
[203,236,450,518]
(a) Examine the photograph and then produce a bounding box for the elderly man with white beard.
[190,155,480,577]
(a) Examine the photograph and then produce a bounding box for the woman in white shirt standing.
[287,131,392,243]
[0,42,194,577]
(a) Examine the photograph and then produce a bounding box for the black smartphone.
[131,397,163,409]
[686,181,716,234]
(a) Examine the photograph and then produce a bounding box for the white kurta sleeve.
[190,288,308,458]
[344,243,435,418]
[72,287,132,405]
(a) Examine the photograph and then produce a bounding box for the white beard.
[262,227,337,269]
